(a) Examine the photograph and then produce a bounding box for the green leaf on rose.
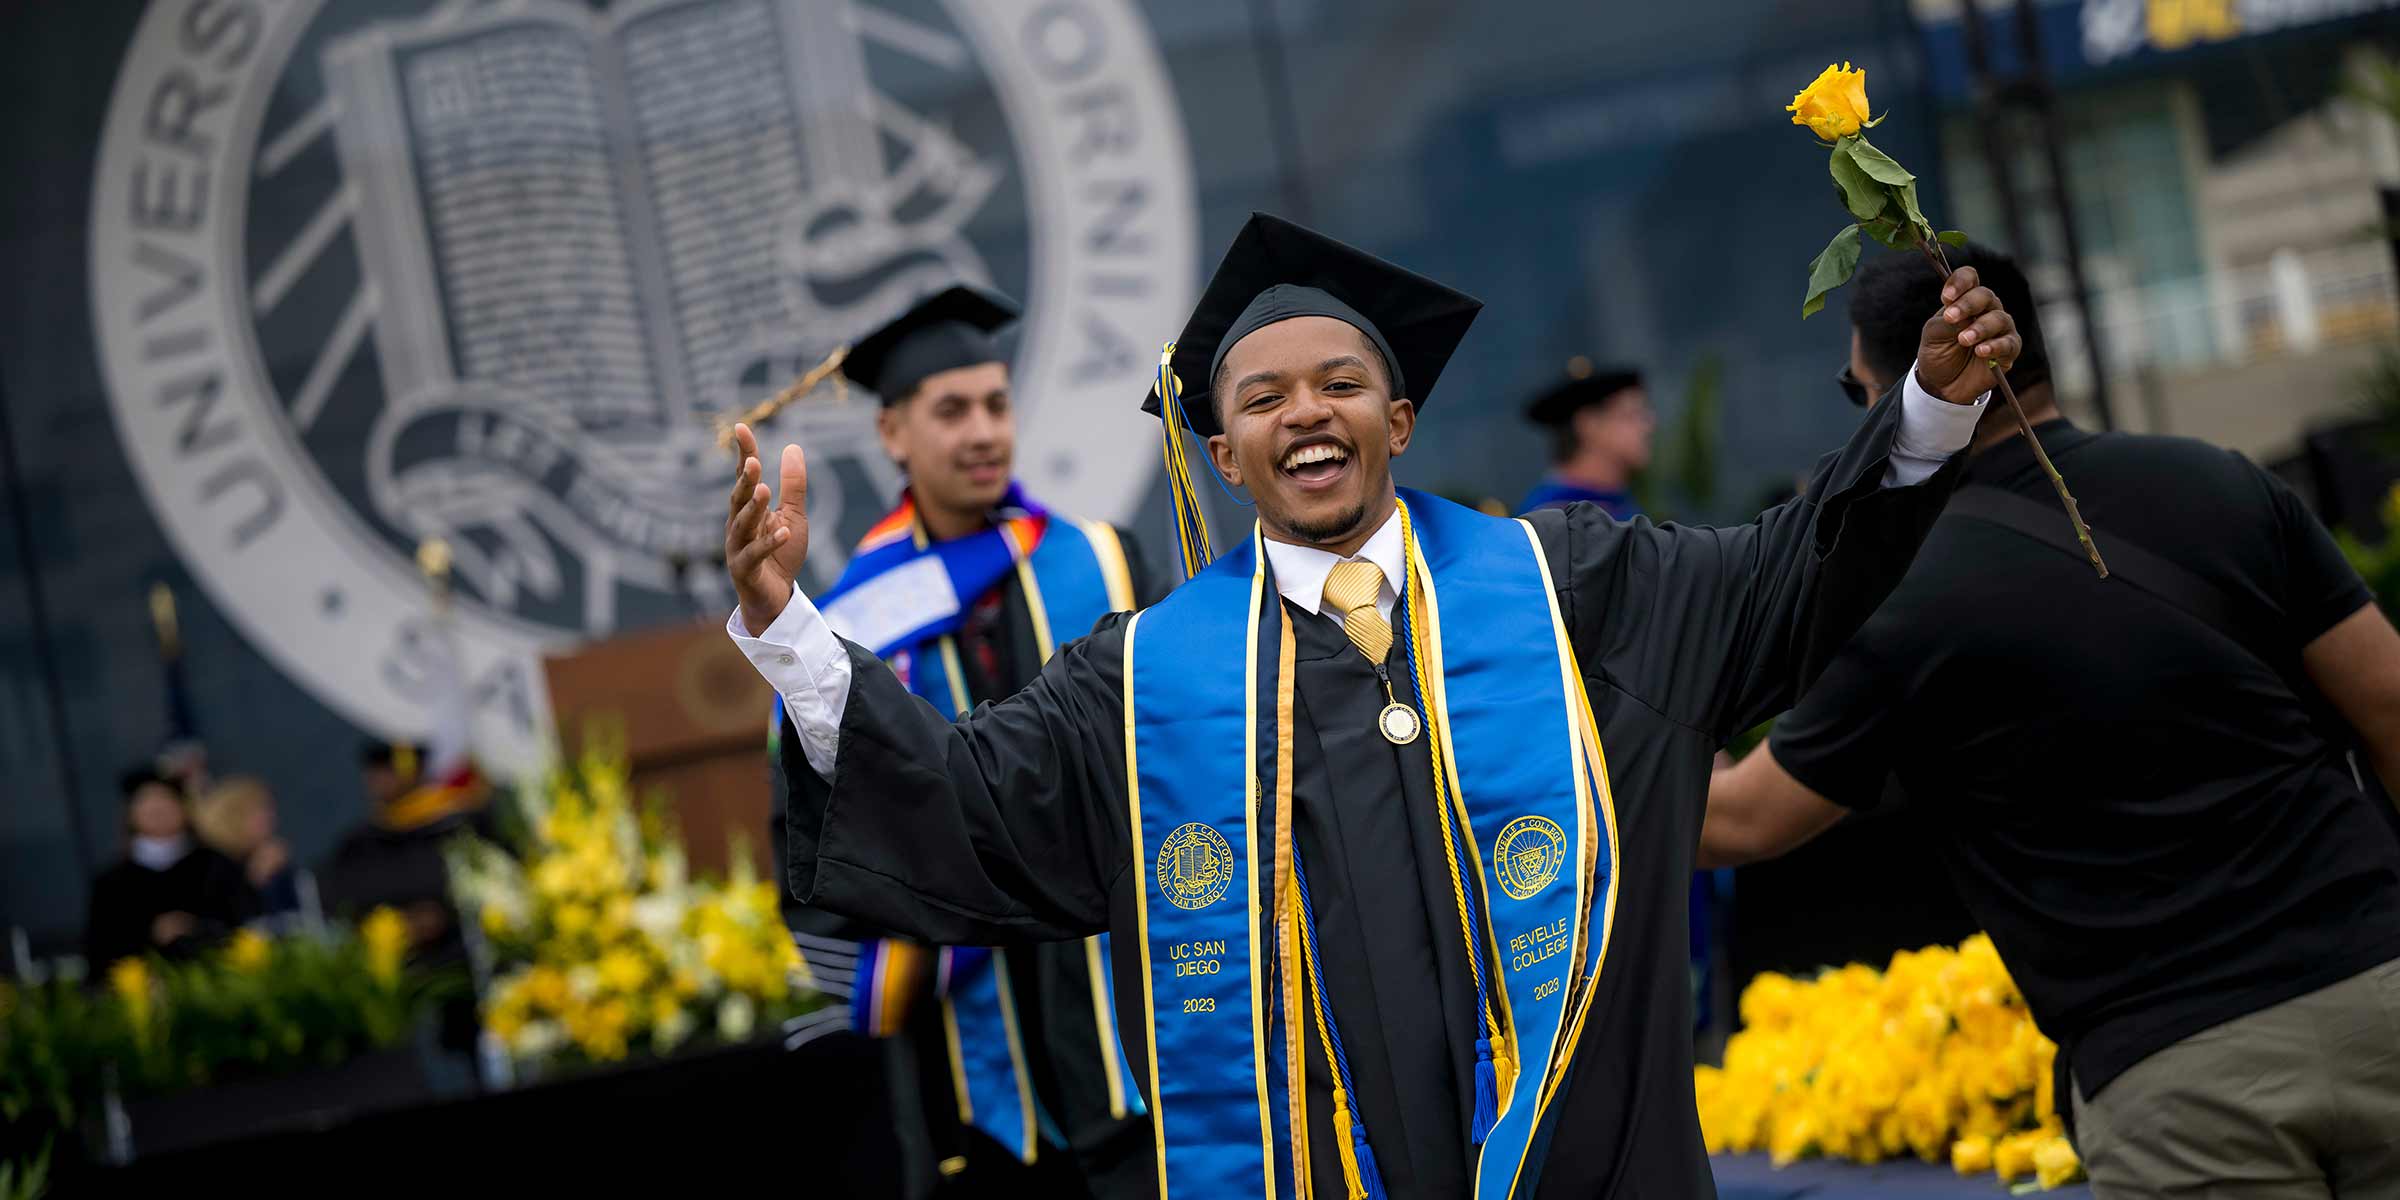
[1893,179,1929,235]
[1801,224,1864,319]
[1937,230,1971,247]
[1827,142,1887,223]
[1845,136,1915,187]
[1861,218,1914,250]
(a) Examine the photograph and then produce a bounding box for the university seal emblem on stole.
[1494,814,1568,901]
[1156,822,1235,911]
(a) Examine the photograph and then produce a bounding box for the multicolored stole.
[1122,489,1620,1199]
[829,493,1147,1162]
[819,483,1052,660]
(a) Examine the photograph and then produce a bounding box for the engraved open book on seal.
[325,0,998,627]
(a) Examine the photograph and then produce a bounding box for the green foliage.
[1635,354,1727,521]
[1802,134,1942,317]
[0,1141,48,1200]
[1803,225,1864,319]
[2337,483,2400,617]
[1827,143,1886,223]
[0,923,460,1177]
[1843,136,1916,187]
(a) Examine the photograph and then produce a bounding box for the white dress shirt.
[733,370,1985,780]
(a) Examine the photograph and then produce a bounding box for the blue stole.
[867,515,1148,1160]
[1122,489,1619,1198]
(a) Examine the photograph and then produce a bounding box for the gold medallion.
[1378,702,1421,745]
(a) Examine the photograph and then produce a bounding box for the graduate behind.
[763,283,1155,1199]
[725,213,2017,1198]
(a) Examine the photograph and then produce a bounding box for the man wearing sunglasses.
[1704,244,2400,1198]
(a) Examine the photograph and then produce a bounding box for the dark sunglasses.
[1836,363,1869,408]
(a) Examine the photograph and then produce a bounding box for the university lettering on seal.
[88,0,1194,772]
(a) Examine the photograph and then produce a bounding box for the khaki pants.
[2073,958,2400,1199]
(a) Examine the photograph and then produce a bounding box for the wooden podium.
[543,619,776,878]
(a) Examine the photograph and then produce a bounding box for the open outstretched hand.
[724,422,811,635]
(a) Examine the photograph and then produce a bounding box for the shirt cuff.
[728,586,850,779]
[1884,365,1989,487]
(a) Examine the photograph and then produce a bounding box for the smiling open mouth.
[1280,441,1350,483]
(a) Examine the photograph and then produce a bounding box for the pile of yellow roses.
[445,742,822,1069]
[1695,935,2084,1191]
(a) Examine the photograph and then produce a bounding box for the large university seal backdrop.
[89,0,1196,772]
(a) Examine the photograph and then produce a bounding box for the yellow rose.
[225,928,273,974]
[1950,1134,1993,1175]
[1786,62,1873,140]
[1993,1130,2045,1182]
[2034,1135,2082,1189]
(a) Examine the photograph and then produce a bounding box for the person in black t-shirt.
[1703,245,2400,1198]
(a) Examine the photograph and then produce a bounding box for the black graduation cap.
[1145,213,1483,438]
[841,284,1020,405]
[1523,358,1643,427]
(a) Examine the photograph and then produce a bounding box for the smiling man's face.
[1205,315,1414,555]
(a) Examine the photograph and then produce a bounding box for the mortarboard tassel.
[1152,342,1216,579]
[1472,1035,1500,1145]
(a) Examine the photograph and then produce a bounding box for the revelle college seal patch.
[88,0,1195,772]
[1156,822,1234,911]
[1494,814,1567,901]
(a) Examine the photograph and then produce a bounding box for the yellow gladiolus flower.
[225,928,272,973]
[597,945,651,995]
[1786,62,1873,141]
[109,957,154,1034]
[2033,1134,2082,1189]
[361,906,410,987]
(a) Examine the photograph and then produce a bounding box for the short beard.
[1282,501,1369,546]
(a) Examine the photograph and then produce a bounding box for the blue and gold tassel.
[1153,342,1216,579]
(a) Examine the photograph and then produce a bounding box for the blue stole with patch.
[1122,489,1619,1198]
[868,514,1149,1161]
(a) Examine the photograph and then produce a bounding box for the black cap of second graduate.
[1144,214,1482,438]
[842,284,1020,404]
[1524,359,1643,426]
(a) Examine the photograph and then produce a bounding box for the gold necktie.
[1321,559,1393,664]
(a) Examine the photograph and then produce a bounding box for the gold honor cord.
[1395,501,1515,1138]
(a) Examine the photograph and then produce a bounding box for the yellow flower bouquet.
[1695,935,2085,1191]
[445,734,824,1071]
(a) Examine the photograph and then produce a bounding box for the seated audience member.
[320,740,488,961]
[192,775,302,916]
[85,767,260,965]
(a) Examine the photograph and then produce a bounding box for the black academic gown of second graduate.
[775,524,1159,1199]
[778,395,1955,1198]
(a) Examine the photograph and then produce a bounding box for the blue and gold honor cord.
[1281,499,1515,1198]
[1292,847,1387,1200]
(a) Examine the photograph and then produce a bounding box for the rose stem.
[1915,237,2109,579]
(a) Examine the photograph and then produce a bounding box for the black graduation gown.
[84,845,261,967]
[778,397,1956,1198]
[772,524,1159,1198]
